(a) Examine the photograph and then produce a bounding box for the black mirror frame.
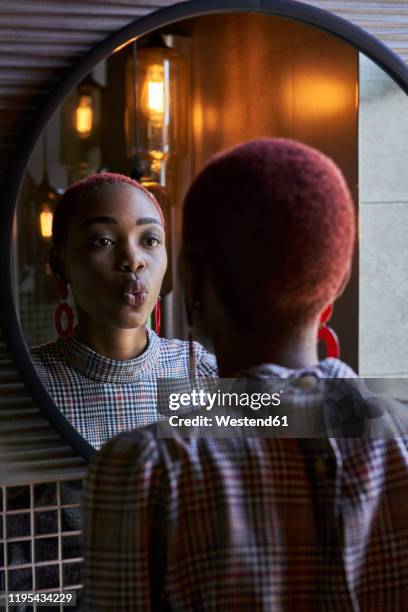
[1,0,408,461]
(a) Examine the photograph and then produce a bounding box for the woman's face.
[61,184,167,329]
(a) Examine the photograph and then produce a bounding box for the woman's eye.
[92,237,114,247]
[143,235,161,248]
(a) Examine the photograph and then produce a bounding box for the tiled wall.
[0,479,83,611]
[359,54,408,376]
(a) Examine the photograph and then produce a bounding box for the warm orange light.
[296,76,350,118]
[76,95,93,137]
[40,207,53,239]
[148,81,165,113]
[143,64,165,119]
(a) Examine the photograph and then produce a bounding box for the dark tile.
[6,486,30,511]
[60,480,83,506]
[61,507,81,532]
[8,567,33,590]
[7,540,31,566]
[35,537,58,563]
[0,515,3,539]
[7,513,30,538]
[62,561,81,587]
[34,510,58,535]
[69,588,82,612]
[35,564,59,590]
[34,483,57,508]
[62,535,82,560]
[0,569,4,590]
[0,542,3,567]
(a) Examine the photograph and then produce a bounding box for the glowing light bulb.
[76,95,93,137]
[39,207,53,239]
[147,81,164,114]
[145,65,165,118]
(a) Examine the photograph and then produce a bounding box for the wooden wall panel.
[189,13,358,368]
[0,0,184,172]
[311,1,408,60]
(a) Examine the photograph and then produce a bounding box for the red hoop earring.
[54,279,74,339]
[153,297,161,335]
[318,304,340,359]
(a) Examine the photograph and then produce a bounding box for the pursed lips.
[120,278,148,307]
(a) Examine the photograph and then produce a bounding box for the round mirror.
[2,0,408,458]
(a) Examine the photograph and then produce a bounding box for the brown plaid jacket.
[82,359,408,611]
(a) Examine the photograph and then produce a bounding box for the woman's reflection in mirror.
[30,173,217,449]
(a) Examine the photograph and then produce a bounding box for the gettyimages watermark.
[168,388,283,411]
[154,376,408,438]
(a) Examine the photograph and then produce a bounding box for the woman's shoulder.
[30,339,61,363]
[29,339,71,390]
[155,333,217,377]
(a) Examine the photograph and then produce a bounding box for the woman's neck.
[76,313,148,361]
[213,323,320,377]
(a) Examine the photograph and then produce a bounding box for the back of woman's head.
[182,138,355,329]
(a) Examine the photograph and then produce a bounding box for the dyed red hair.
[182,138,356,327]
[52,172,164,246]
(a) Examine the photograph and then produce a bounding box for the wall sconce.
[34,177,61,242]
[32,168,62,294]
[125,33,187,184]
[60,73,103,183]
[74,75,101,140]
[39,205,53,239]
[76,95,93,138]
[34,133,62,242]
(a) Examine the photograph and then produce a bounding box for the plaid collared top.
[82,358,408,611]
[31,328,217,449]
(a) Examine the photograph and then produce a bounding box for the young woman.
[31,173,217,448]
[83,140,408,610]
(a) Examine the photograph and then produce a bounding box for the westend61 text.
[168,389,283,411]
[168,414,289,427]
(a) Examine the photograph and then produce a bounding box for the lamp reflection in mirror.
[35,132,62,243]
[39,205,53,239]
[125,33,188,184]
[76,95,93,138]
[74,76,101,140]
[60,74,103,183]
[34,182,61,265]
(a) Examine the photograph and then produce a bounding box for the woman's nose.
[118,245,146,273]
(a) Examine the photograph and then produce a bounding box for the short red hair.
[183,138,356,327]
[52,172,164,246]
